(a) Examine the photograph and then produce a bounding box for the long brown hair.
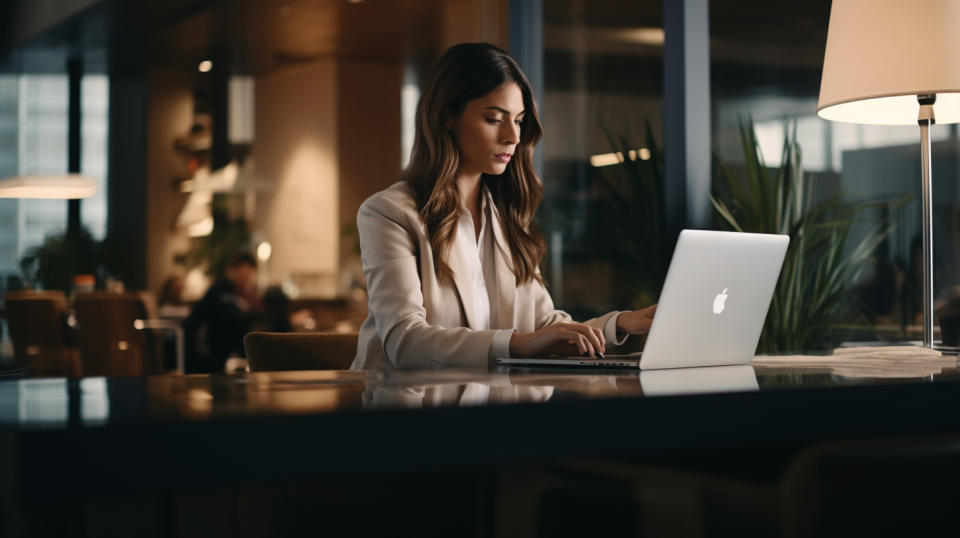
[403,42,545,285]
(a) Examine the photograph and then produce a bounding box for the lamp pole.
[918,94,935,348]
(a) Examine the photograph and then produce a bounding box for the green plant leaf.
[713,118,907,352]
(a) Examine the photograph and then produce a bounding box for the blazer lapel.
[487,197,518,328]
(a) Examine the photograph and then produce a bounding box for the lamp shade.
[817,0,960,125]
[0,175,97,199]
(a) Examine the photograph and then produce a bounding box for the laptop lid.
[638,229,788,369]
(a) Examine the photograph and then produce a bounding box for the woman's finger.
[567,331,587,355]
[558,326,594,356]
[581,333,596,357]
[570,323,602,356]
[592,326,606,353]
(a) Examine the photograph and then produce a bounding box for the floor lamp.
[817,0,960,348]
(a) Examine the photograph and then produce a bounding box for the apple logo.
[713,288,728,314]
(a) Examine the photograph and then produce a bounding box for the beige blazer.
[350,181,622,371]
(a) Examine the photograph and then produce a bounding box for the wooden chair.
[3,290,81,377]
[74,292,163,377]
[244,332,359,372]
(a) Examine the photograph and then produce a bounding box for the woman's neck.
[457,172,484,242]
[456,172,483,212]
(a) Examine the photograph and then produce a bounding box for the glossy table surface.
[3,346,960,496]
[0,346,958,428]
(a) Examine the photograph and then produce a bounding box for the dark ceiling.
[1,0,831,76]
[147,0,441,75]
[0,0,442,76]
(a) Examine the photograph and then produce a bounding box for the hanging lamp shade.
[817,0,960,125]
[0,174,97,199]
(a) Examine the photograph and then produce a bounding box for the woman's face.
[449,82,525,178]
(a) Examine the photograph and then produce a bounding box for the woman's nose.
[501,121,520,144]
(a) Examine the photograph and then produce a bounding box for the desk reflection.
[364,367,759,409]
[15,356,952,425]
[364,374,555,409]
[364,371,647,409]
[639,365,758,396]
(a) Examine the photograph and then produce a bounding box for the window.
[541,1,664,324]
[0,74,108,279]
[710,0,952,345]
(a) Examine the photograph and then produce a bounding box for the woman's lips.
[494,153,512,163]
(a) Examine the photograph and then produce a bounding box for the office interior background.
[1,0,956,356]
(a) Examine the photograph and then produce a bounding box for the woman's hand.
[616,304,658,335]
[509,322,606,358]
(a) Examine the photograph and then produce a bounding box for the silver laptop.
[496,229,789,370]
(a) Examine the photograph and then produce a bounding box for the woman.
[351,43,656,370]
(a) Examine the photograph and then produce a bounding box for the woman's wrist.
[614,305,656,336]
[509,332,524,357]
[615,310,631,336]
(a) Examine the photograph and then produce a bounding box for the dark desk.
[2,348,959,537]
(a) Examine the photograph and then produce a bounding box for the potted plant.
[19,228,102,293]
[594,120,670,308]
[711,120,909,352]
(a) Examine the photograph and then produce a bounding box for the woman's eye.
[486,118,501,125]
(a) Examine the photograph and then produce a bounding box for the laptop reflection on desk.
[496,229,789,370]
[639,364,758,396]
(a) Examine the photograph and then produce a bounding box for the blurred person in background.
[183,253,261,373]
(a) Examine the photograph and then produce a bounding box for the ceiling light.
[589,148,650,167]
[590,152,624,167]
[256,241,272,262]
[612,27,665,47]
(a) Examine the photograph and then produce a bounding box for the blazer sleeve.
[531,276,628,346]
[358,192,502,368]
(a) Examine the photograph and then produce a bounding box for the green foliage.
[20,228,102,292]
[711,121,909,352]
[594,120,670,307]
[177,195,252,277]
